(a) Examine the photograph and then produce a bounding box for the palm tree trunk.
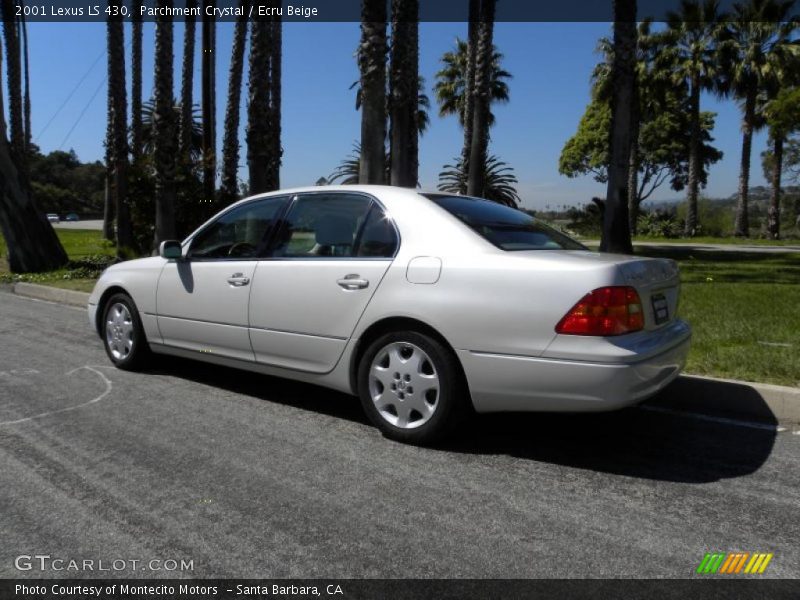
[202,2,216,206]
[153,1,177,246]
[466,0,495,197]
[0,30,67,273]
[627,71,640,236]
[734,87,755,237]
[461,0,479,183]
[358,0,387,184]
[767,135,782,240]
[389,0,419,188]
[685,76,701,237]
[220,2,248,205]
[408,14,419,184]
[2,0,26,184]
[267,18,281,191]
[627,133,639,235]
[0,136,68,272]
[0,24,5,136]
[20,13,29,153]
[130,1,143,161]
[247,18,272,194]
[600,0,635,255]
[179,0,196,166]
[102,122,115,240]
[107,4,133,254]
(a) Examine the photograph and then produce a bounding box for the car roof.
[228,184,438,212]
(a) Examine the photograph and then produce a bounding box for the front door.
[156,195,290,361]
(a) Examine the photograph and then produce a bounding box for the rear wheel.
[358,331,468,444]
[102,293,150,371]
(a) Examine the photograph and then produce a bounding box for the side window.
[272,193,373,258]
[354,205,398,257]
[189,196,288,259]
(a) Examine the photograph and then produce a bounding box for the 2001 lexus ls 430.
[88,185,691,444]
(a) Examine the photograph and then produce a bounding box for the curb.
[5,282,800,428]
[11,282,91,308]
[645,374,800,428]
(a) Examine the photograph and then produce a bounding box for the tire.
[101,293,150,371]
[357,330,468,444]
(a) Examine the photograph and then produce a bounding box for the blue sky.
[26,21,769,210]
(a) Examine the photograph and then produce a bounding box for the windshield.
[423,194,587,251]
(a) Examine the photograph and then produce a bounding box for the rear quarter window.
[422,194,586,251]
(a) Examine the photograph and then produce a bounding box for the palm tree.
[153,1,177,246]
[0,2,67,272]
[661,1,725,236]
[433,38,511,128]
[179,0,196,166]
[247,15,281,194]
[201,1,216,206]
[720,0,798,237]
[130,0,143,160]
[3,0,25,181]
[357,0,387,184]
[102,110,114,241]
[107,0,134,254]
[762,86,800,239]
[220,1,248,205]
[461,0,479,175]
[600,0,636,254]
[268,18,282,190]
[595,21,675,234]
[19,12,29,153]
[330,93,430,186]
[438,155,521,207]
[466,0,496,197]
[328,142,366,185]
[141,99,203,161]
[389,0,419,188]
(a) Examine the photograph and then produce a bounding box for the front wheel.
[357,331,468,444]
[102,293,150,371]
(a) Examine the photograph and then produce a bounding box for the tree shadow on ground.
[153,356,778,485]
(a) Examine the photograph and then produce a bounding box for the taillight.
[555,286,644,336]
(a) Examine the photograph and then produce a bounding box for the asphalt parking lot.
[1,292,798,579]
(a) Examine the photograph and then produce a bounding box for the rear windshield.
[423,194,586,251]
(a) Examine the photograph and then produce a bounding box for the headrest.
[315,215,353,246]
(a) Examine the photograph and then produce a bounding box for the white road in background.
[51,219,103,231]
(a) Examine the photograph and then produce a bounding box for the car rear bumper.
[457,320,691,413]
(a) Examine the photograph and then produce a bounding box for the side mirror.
[159,240,183,260]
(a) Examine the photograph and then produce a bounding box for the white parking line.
[640,405,786,432]
[0,366,112,426]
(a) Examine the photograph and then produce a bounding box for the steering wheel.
[227,241,257,258]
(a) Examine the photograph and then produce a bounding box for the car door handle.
[337,275,369,290]
[227,273,250,287]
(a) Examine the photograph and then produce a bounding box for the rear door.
[248,191,399,372]
[156,195,290,360]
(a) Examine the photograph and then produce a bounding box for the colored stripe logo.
[696,552,773,574]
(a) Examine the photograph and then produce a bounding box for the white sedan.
[88,185,691,444]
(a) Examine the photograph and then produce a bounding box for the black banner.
[12,0,800,23]
[2,579,800,600]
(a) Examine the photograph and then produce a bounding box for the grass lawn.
[637,246,800,387]
[2,229,798,386]
[0,228,115,292]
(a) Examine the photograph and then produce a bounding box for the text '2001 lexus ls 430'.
[88,185,691,444]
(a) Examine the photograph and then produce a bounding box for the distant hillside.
[644,186,800,210]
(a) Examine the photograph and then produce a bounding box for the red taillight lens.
[555,286,644,336]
